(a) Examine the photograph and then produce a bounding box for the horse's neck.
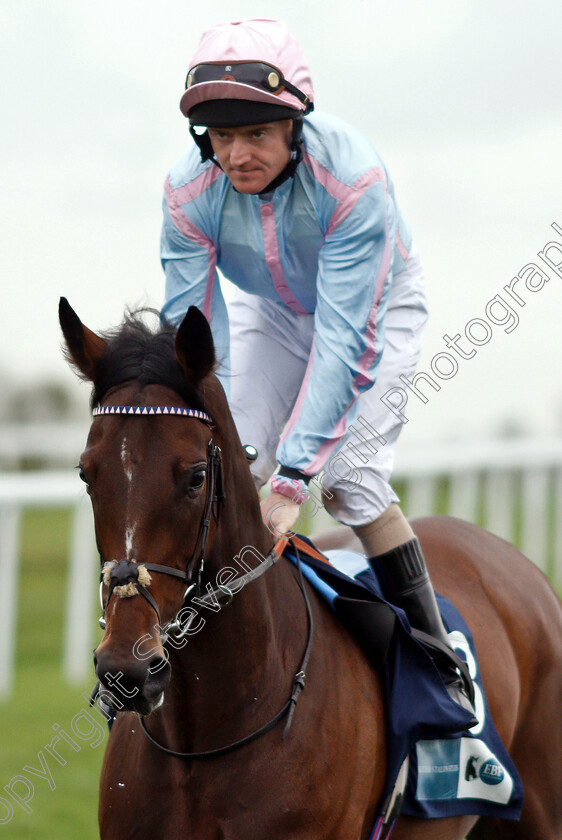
[164,559,300,750]
[161,454,303,748]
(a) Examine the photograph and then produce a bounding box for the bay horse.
[59,298,562,839]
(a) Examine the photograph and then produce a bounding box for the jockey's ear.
[175,306,216,384]
[59,297,107,381]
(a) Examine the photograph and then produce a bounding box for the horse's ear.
[59,297,107,381]
[175,306,216,384]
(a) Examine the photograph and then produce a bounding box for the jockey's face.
[208,120,293,194]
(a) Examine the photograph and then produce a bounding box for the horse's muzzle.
[93,648,171,716]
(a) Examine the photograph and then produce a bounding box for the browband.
[92,405,213,424]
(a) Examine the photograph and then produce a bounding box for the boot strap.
[411,628,475,706]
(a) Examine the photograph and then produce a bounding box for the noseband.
[96,404,224,635]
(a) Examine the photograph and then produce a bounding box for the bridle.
[92,402,314,758]
[96,405,224,638]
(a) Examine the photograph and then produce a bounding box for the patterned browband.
[92,405,213,424]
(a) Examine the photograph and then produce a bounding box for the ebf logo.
[479,759,504,785]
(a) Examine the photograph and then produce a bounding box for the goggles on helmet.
[185,61,313,115]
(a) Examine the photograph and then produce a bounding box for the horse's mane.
[89,309,208,413]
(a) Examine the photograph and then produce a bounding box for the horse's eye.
[77,466,89,484]
[187,469,206,494]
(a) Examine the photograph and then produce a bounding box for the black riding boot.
[369,538,477,725]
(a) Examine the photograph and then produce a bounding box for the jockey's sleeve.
[160,181,230,381]
[276,171,396,478]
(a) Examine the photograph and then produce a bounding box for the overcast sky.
[2,0,561,441]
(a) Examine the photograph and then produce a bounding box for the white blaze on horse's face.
[120,435,136,561]
[121,437,133,482]
[125,525,136,561]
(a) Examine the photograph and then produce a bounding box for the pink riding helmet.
[180,19,315,118]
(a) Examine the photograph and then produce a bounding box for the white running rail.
[1,435,561,697]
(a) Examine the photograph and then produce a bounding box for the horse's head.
[59,298,260,715]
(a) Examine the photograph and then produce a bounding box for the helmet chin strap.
[189,118,304,195]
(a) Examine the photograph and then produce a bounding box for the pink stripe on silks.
[165,176,217,321]
[302,149,351,202]
[260,203,308,314]
[303,150,391,391]
[326,168,385,236]
[166,166,222,206]
[305,397,357,475]
[355,180,392,387]
[395,230,410,261]
[279,158,390,474]
[165,176,216,249]
[301,150,385,236]
[200,251,217,320]
[280,338,357,475]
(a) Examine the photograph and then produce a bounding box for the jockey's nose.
[230,136,252,167]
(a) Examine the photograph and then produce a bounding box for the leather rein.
[140,536,313,760]
[93,403,314,760]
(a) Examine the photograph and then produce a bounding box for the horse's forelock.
[90,311,208,413]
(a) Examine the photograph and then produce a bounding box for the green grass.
[1,509,103,839]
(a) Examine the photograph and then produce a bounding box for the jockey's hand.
[260,491,300,537]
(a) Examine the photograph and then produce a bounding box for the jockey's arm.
[273,174,397,507]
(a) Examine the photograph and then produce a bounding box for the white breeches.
[227,246,428,528]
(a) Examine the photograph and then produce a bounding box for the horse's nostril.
[143,656,171,707]
[148,656,169,676]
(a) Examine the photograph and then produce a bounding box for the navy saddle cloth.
[284,537,523,822]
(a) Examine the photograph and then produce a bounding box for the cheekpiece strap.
[92,405,213,424]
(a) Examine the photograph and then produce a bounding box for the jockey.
[161,18,475,721]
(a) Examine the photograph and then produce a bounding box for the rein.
[93,401,315,759]
[139,539,314,759]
